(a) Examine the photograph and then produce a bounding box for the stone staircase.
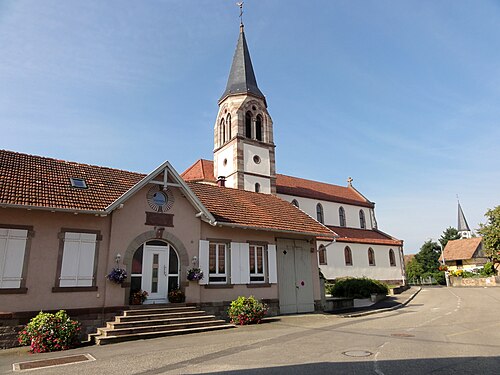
[89,305,234,345]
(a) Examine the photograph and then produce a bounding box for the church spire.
[457,200,472,238]
[219,16,265,104]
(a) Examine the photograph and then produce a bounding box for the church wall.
[244,175,271,193]
[214,142,236,182]
[319,241,404,284]
[243,143,270,175]
[278,193,372,230]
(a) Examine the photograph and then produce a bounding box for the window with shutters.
[56,230,100,290]
[249,245,266,283]
[208,242,228,283]
[0,227,30,290]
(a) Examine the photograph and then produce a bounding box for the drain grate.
[343,350,373,357]
[391,333,415,337]
[13,353,95,372]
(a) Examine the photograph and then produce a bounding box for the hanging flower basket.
[187,268,203,281]
[106,267,127,284]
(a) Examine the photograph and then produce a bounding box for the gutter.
[0,203,106,216]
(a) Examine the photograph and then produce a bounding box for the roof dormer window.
[70,178,88,189]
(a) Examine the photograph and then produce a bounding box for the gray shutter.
[240,243,250,284]
[198,240,209,285]
[268,244,277,284]
[230,242,241,284]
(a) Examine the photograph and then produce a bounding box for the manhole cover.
[391,333,415,337]
[343,350,373,357]
[13,354,95,372]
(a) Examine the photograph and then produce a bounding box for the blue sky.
[1,1,499,253]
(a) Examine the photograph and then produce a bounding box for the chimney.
[217,176,226,187]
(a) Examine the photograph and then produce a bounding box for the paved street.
[2,286,500,374]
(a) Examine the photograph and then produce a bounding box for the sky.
[1,1,499,253]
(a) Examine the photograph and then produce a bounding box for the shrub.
[18,310,81,353]
[168,288,185,303]
[228,296,267,325]
[329,277,389,299]
[480,262,496,277]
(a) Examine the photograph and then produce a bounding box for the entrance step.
[89,305,234,345]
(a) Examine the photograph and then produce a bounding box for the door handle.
[164,265,167,276]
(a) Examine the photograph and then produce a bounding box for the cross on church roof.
[347,177,353,186]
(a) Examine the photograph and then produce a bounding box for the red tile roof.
[187,182,335,238]
[325,226,403,246]
[0,149,145,211]
[181,159,373,207]
[440,237,483,261]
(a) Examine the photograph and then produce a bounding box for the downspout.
[101,210,114,326]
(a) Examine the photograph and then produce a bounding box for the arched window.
[318,245,327,265]
[256,114,263,141]
[220,118,226,145]
[245,111,252,138]
[255,183,260,193]
[339,207,346,227]
[368,248,375,266]
[359,210,366,229]
[316,203,324,224]
[226,114,231,140]
[389,249,396,267]
[291,199,299,208]
[344,246,353,266]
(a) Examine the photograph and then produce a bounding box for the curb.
[340,286,422,318]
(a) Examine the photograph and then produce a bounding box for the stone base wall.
[450,276,500,287]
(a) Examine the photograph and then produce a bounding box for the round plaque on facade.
[147,185,174,212]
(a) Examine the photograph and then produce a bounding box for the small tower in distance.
[457,201,473,239]
[213,13,276,194]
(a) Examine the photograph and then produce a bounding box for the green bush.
[480,262,496,277]
[18,310,81,353]
[329,277,389,299]
[228,296,267,325]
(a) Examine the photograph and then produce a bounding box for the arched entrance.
[130,240,180,304]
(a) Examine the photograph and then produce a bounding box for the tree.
[414,240,441,274]
[406,257,424,281]
[477,206,500,261]
[439,227,461,250]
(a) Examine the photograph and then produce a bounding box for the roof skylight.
[70,178,88,189]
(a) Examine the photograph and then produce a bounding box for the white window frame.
[59,231,98,288]
[208,242,228,284]
[249,244,267,283]
[0,228,28,289]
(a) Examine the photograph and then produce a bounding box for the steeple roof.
[219,24,265,104]
[458,202,471,232]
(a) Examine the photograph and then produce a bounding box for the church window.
[245,111,252,138]
[316,203,324,224]
[339,207,346,227]
[255,183,260,193]
[253,155,261,164]
[344,247,353,266]
[220,118,225,145]
[389,249,396,267]
[368,248,375,266]
[359,210,366,229]
[291,199,299,208]
[256,114,263,141]
[226,114,231,140]
[318,245,327,265]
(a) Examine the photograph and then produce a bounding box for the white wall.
[215,143,236,182]
[318,241,404,282]
[278,193,373,229]
[244,175,271,194]
[243,144,270,176]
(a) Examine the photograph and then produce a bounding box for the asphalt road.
[2,286,500,374]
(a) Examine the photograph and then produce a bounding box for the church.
[0,20,404,346]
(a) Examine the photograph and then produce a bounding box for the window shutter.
[268,244,277,284]
[230,242,241,284]
[240,243,250,284]
[198,240,209,285]
[77,233,97,287]
[0,229,27,288]
[60,234,80,287]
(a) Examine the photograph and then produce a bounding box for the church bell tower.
[213,20,276,194]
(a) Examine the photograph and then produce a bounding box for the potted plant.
[168,288,185,303]
[187,267,203,281]
[131,290,148,305]
[106,267,127,284]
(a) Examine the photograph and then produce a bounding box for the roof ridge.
[277,173,349,190]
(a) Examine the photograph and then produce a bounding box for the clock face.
[147,186,174,212]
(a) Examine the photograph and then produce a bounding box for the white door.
[142,244,180,304]
[277,239,314,314]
